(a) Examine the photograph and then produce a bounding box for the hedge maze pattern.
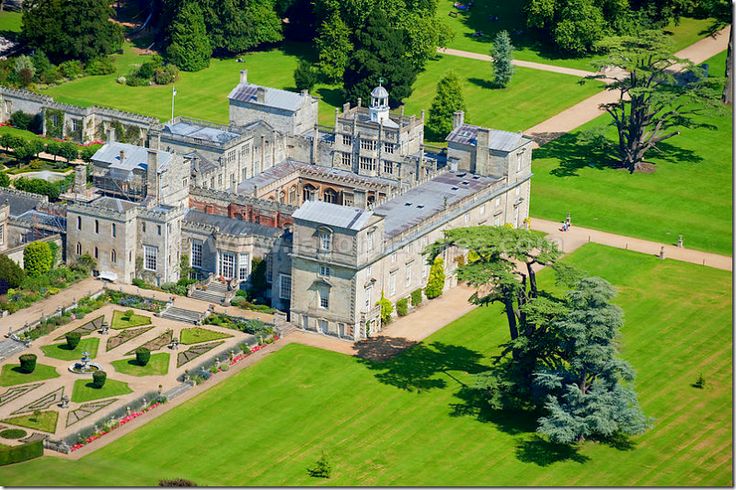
[12,386,65,415]
[177,341,225,368]
[125,329,173,355]
[66,398,118,428]
[106,326,154,351]
[54,315,105,340]
[0,383,43,408]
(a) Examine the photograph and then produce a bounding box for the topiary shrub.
[9,111,32,131]
[65,332,81,350]
[23,241,53,276]
[18,354,37,373]
[410,288,423,307]
[158,478,197,487]
[0,428,26,439]
[136,347,151,366]
[424,256,446,299]
[92,370,106,388]
[396,297,409,317]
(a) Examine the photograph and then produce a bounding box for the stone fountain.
[68,351,103,374]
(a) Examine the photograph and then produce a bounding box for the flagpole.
[171,85,176,121]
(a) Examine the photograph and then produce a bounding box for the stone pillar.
[73,164,86,194]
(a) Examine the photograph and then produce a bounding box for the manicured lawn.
[71,378,133,403]
[0,244,730,486]
[179,327,232,345]
[110,353,170,377]
[0,363,60,387]
[438,0,716,69]
[0,11,22,34]
[404,54,604,141]
[111,310,152,329]
[40,337,100,361]
[2,411,58,433]
[530,55,732,255]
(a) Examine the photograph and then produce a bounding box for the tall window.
[319,287,329,309]
[77,216,82,230]
[94,246,99,259]
[323,189,338,204]
[143,245,157,271]
[238,253,249,281]
[341,152,351,167]
[94,220,99,234]
[191,241,203,268]
[517,151,523,172]
[303,184,318,202]
[76,242,82,255]
[383,142,395,154]
[480,204,486,215]
[111,249,117,263]
[227,150,236,164]
[319,229,332,252]
[359,157,375,172]
[342,134,352,146]
[289,186,297,204]
[364,285,372,311]
[366,229,375,252]
[319,265,331,277]
[383,160,393,174]
[112,223,116,237]
[360,139,376,151]
[405,261,413,287]
[279,274,291,300]
[389,270,397,296]
[157,224,162,236]
[219,252,235,279]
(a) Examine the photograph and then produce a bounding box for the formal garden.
[0,295,277,455]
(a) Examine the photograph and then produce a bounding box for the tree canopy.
[427,71,466,140]
[166,0,212,72]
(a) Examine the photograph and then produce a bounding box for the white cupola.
[369,82,390,124]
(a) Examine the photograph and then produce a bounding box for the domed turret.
[369,81,390,124]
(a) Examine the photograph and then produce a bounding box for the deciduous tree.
[316,11,352,83]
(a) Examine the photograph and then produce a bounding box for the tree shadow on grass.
[356,338,488,392]
[316,87,344,108]
[468,77,504,90]
[533,131,621,177]
[515,435,590,466]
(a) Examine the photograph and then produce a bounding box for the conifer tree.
[491,31,514,88]
[343,8,418,107]
[294,60,318,92]
[166,1,212,72]
[424,256,445,300]
[427,71,467,140]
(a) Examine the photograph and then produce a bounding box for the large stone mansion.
[0,73,532,341]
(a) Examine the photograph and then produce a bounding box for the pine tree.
[294,60,318,92]
[343,8,418,107]
[316,11,352,83]
[166,1,212,72]
[424,256,445,299]
[491,30,514,88]
[427,71,466,140]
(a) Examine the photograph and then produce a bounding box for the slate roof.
[90,196,138,213]
[184,210,280,238]
[184,150,219,175]
[93,142,174,173]
[292,200,373,232]
[446,124,531,152]
[228,83,307,112]
[0,189,44,217]
[14,209,66,231]
[374,171,501,239]
[164,121,241,145]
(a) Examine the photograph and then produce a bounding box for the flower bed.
[69,400,164,452]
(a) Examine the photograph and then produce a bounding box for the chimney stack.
[353,188,367,209]
[475,128,490,175]
[357,97,362,108]
[147,130,160,150]
[147,150,158,204]
[256,87,266,103]
[119,150,125,164]
[453,110,465,130]
[240,69,248,84]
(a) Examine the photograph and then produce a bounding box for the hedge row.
[0,440,44,466]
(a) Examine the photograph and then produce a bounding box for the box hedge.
[0,440,43,466]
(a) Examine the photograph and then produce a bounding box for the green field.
[0,244,730,486]
[438,0,716,69]
[0,11,22,35]
[530,54,732,255]
[406,54,603,140]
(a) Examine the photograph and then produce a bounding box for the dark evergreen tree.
[491,30,514,88]
[427,71,466,140]
[200,0,283,55]
[294,60,318,92]
[343,8,418,107]
[166,0,212,72]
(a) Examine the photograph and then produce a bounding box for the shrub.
[85,57,115,76]
[92,370,107,388]
[378,292,393,325]
[396,297,409,317]
[19,354,37,373]
[125,75,150,87]
[59,60,84,79]
[158,478,197,487]
[693,373,706,389]
[0,440,43,466]
[153,64,179,85]
[0,428,26,439]
[65,331,82,350]
[0,172,9,188]
[123,309,134,320]
[23,241,53,276]
[14,177,60,200]
[307,451,332,478]
[410,288,423,307]
[424,256,445,299]
[0,254,25,294]
[136,347,151,366]
[9,111,32,131]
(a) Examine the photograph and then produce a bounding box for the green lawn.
[2,410,58,434]
[40,338,100,361]
[71,378,133,403]
[405,54,604,141]
[110,353,170,377]
[0,11,22,34]
[179,327,232,345]
[111,310,152,329]
[0,244,730,486]
[438,0,716,69]
[0,363,60,387]
[531,52,732,255]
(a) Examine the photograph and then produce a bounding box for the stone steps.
[190,289,227,305]
[160,306,206,325]
[206,282,231,294]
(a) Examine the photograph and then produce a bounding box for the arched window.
[289,185,297,204]
[111,249,117,263]
[76,242,81,255]
[76,216,82,230]
[318,228,332,252]
[323,188,338,204]
[303,184,318,202]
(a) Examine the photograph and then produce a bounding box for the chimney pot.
[453,110,465,130]
[357,97,362,107]
[119,150,125,163]
[240,69,248,84]
[256,87,266,103]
